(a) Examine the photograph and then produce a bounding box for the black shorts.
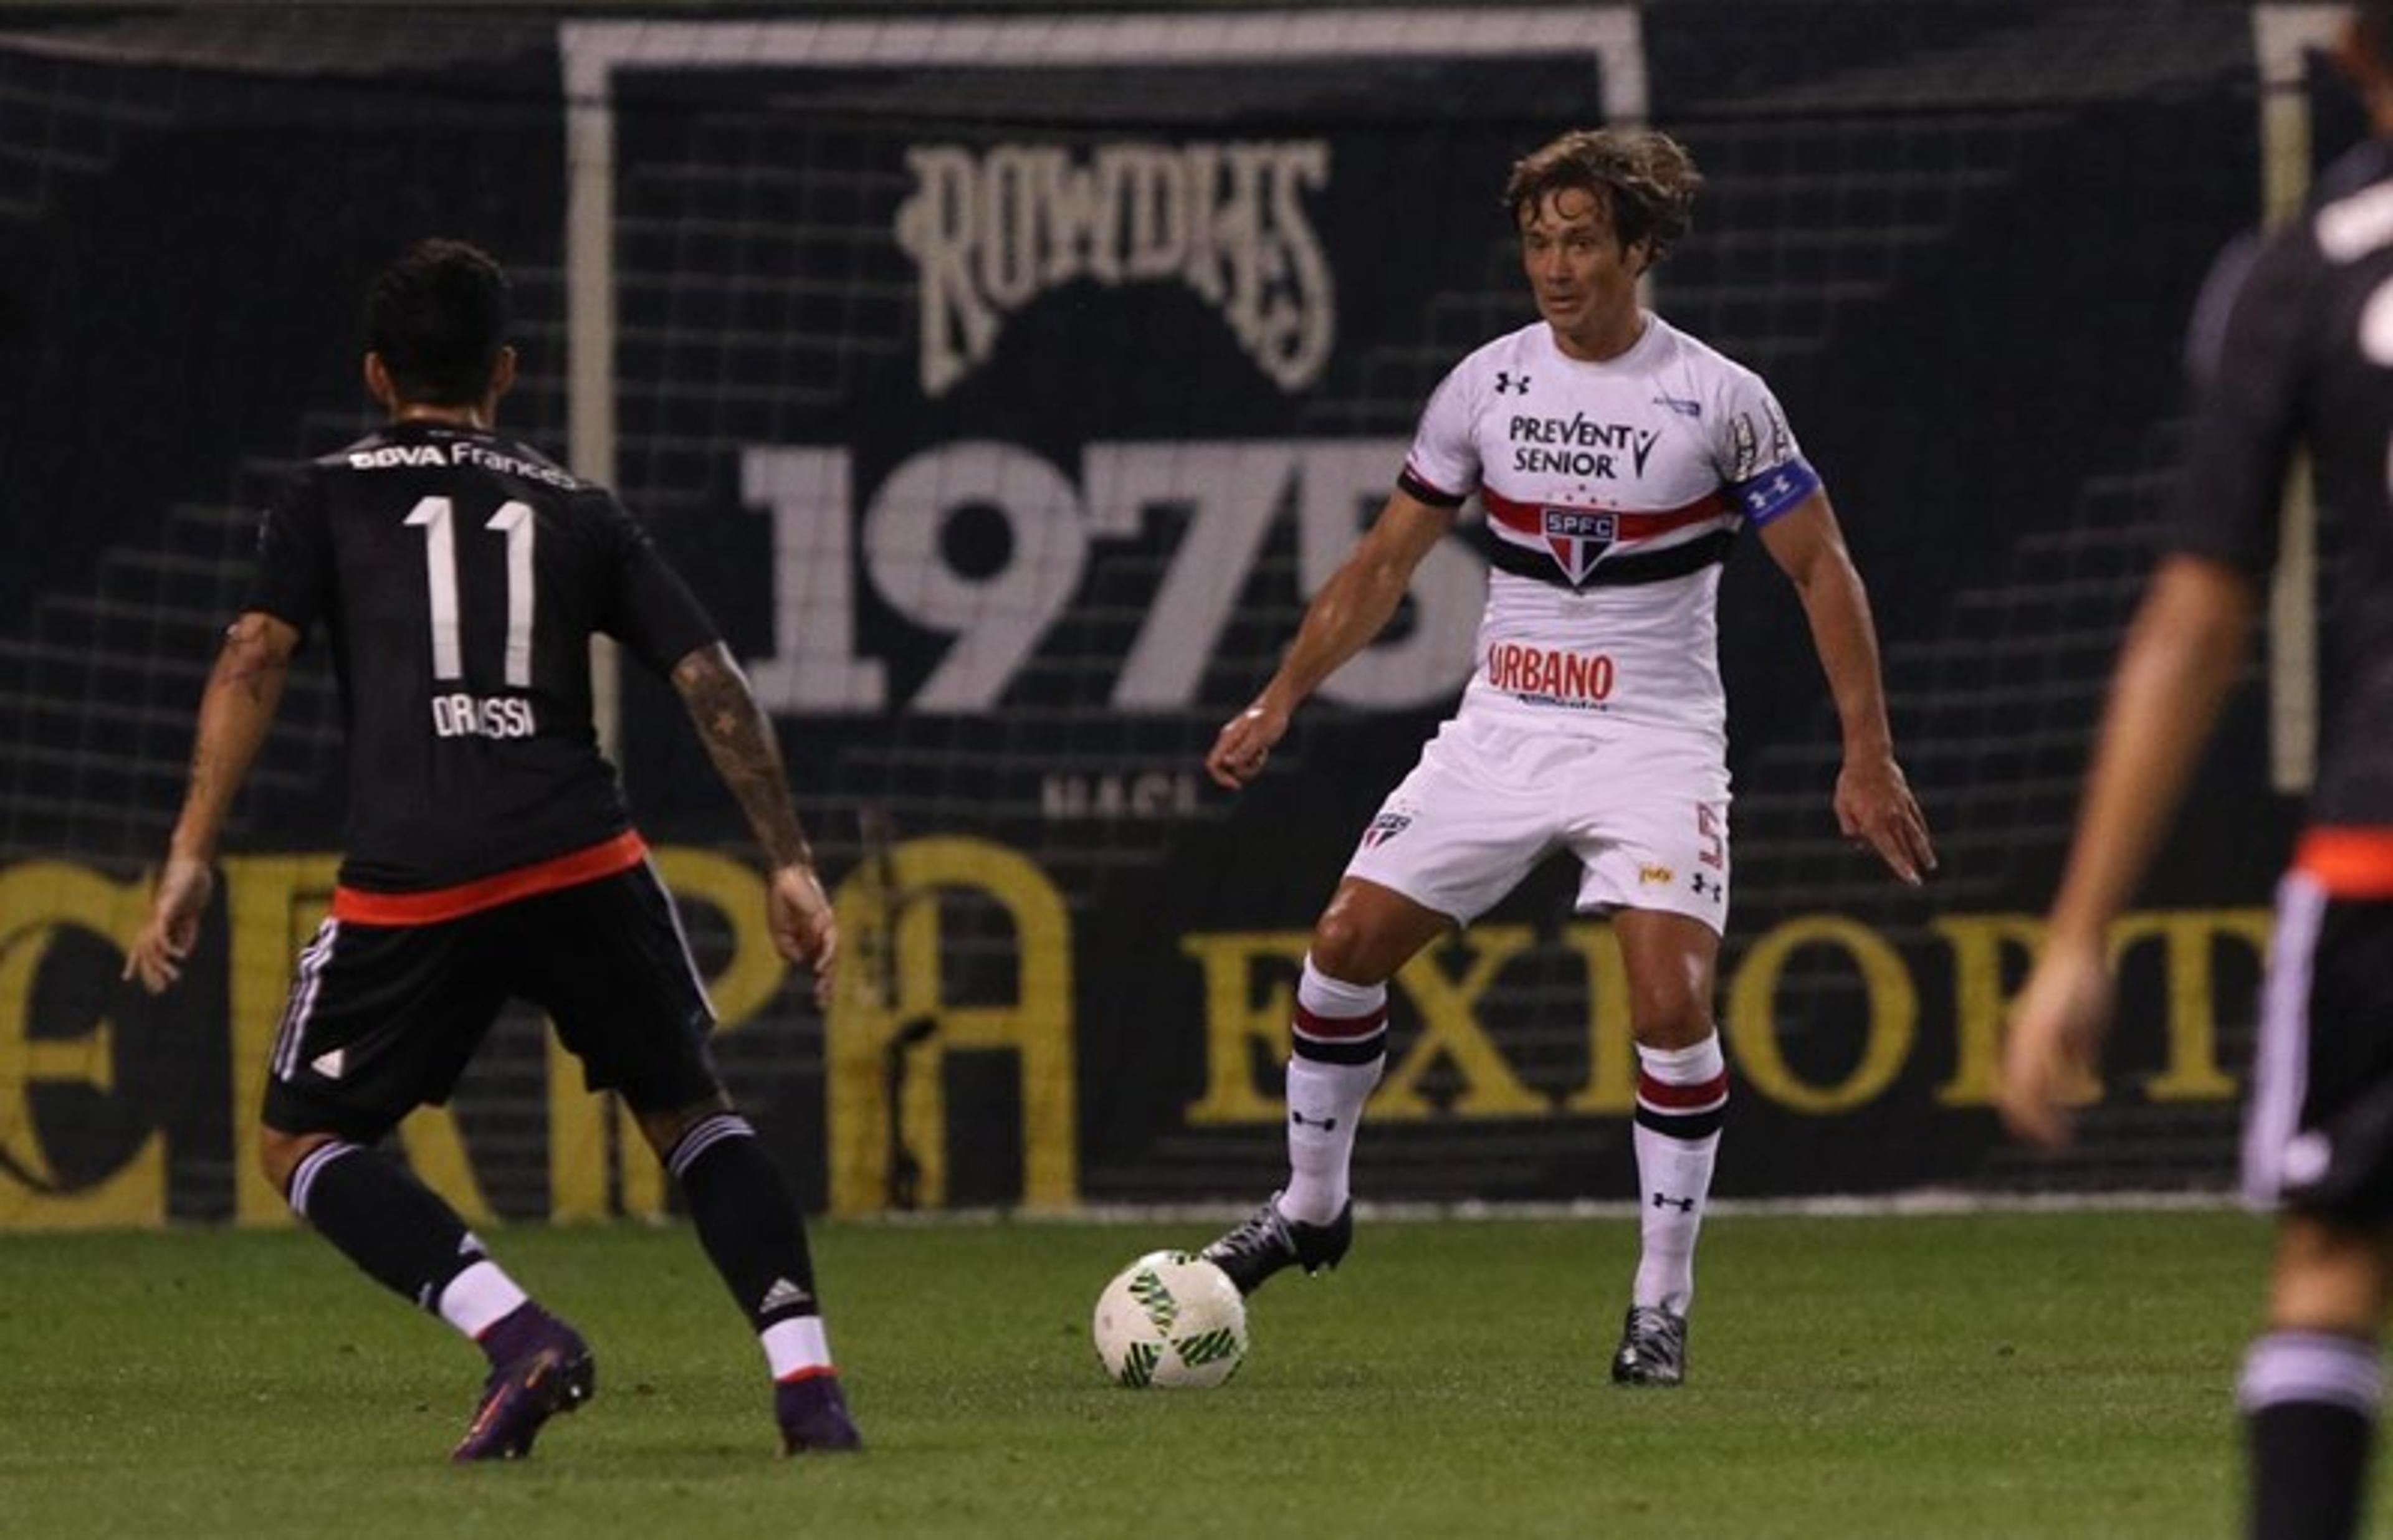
[260,863,722,1141]
[2243,874,2393,1222]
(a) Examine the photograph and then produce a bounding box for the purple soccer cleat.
[451,1313,596,1462]
[775,1371,863,1455]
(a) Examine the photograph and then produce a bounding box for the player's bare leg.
[262,1123,593,1461]
[1203,879,1451,1295]
[1609,908,1727,1387]
[2239,1214,2393,1539]
[637,1097,861,1454]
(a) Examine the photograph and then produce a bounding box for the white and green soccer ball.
[1091,1250,1249,1389]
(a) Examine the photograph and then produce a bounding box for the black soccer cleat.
[451,1323,596,1462]
[1200,1191,1352,1296]
[1608,1305,1688,1387]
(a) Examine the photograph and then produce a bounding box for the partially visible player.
[1999,9,2393,1536]
[125,239,862,1460]
[1198,128,1934,1384]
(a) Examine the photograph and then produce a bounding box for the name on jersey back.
[432,692,537,741]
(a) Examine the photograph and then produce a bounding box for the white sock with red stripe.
[763,1315,836,1382]
[1279,958,1388,1227]
[1631,1032,1728,1316]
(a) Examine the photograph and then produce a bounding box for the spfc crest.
[1542,508,1617,586]
[1362,810,1413,848]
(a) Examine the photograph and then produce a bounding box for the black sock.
[2242,1331,2380,1540]
[667,1113,821,1331]
[287,1141,484,1312]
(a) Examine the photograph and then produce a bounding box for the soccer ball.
[1091,1250,1249,1388]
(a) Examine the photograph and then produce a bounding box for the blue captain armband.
[1729,457,1822,526]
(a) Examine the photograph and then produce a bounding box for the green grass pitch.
[0,1210,2331,1538]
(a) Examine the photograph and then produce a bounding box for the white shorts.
[1342,712,1732,933]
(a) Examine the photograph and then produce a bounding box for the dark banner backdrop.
[0,4,2305,1226]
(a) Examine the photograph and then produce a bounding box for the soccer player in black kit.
[125,239,862,1462]
[2000,8,2393,1536]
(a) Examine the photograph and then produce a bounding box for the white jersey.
[1397,315,1820,751]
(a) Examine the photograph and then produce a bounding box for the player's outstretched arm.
[1999,554,2255,1147]
[671,641,838,1006]
[1206,490,1454,790]
[126,611,300,994]
[1757,491,1937,886]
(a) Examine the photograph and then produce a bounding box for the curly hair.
[1502,128,1703,264]
[365,238,512,407]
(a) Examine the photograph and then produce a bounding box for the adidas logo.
[760,1277,814,1315]
[310,1047,346,1080]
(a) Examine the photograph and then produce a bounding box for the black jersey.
[245,421,719,893]
[2169,138,2393,829]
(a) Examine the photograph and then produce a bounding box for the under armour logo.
[1689,872,1722,902]
[1744,473,1795,512]
[1494,370,1531,394]
[1652,1193,1697,1213]
[1290,1109,1340,1133]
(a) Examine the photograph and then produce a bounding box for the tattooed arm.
[671,641,838,1003]
[126,612,300,993]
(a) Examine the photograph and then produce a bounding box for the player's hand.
[1206,701,1291,790]
[1835,754,1937,886]
[123,855,215,995]
[767,862,839,1009]
[1997,936,2114,1149]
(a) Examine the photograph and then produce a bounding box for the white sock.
[437,1258,530,1341]
[1280,958,1388,1227]
[763,1316,835,1381]
[1283,1057,1385,1224]
[1630,1034,1728,1316]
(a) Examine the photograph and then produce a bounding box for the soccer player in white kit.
[1198,127,1937,1384]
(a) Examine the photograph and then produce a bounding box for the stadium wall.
[0,1,2324,1227]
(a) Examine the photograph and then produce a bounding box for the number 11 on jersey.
[405,495,537,688]
[406,494,542,740]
